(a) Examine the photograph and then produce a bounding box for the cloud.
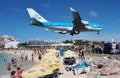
[90,10,98,17]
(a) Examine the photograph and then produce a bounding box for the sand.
[0,49,120,78]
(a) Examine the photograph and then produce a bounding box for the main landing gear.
[97,31,99,35]
[70,30,80,36]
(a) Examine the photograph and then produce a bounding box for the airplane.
[27,7,103,36]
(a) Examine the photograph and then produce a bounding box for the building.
[28,40,73,47]
[0,35,20,48]
[4,40,20,48]
[28,40,58,46]
[0,35,14,41]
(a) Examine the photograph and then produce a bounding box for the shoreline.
[0,50,37,77]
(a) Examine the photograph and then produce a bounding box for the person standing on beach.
[112,42,116,55]
[20,54,24,61]
[31,53,34,61]
[25,55,28,61]
[100,43,104,54]
[38,53,41,61]
[7,62,11,71]
[79,48,85,60]
[91,44,95,53]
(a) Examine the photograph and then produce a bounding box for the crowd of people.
[5,57,23,78]
[63,57,76,65]
[1,41,120,78]
[4,47,54,78]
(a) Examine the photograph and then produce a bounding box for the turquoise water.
[0,53,11,66]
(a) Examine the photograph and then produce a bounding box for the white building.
[51,43,73,46]
[0,35,14,41]
[0,35,20,48]
[28,40,73,47]
[4,40,20,48]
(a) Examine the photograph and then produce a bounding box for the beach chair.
[70,61,91,75]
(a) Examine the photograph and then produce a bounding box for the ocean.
[0,53,10,66]
[0,52,37,77]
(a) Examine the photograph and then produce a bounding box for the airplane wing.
[69,7,86,35]
[69,7,81,21]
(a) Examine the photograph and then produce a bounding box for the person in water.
[7,62,11,71]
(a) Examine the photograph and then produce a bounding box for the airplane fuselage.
[32,21,103,32]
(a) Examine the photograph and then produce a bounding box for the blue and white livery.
[27,7,103,36]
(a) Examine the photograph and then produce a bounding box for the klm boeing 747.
[27,7,103,36]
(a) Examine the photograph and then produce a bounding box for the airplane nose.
[96,24,103,28]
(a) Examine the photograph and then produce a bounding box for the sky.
[0,0,120,42]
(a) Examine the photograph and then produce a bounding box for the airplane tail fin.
[27,8,48,24]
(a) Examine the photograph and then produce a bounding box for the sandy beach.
[0,49,37,77]
[0,49,120,78]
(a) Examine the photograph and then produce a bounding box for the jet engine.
[59,31,67,34]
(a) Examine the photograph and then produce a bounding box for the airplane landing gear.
[70,32,74,36]
[70,30,80,36]
[97,31,99,35]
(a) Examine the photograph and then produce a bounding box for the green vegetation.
[18,41,28,48]
[63,39,105,46]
